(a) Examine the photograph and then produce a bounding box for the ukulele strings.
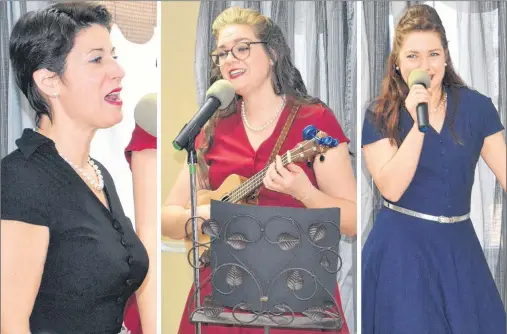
[228,154,288,203]
[227,138,318,203]
[230,139,320,202]
[228,155,289,203]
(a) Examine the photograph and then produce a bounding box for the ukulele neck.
[225,150,293,203]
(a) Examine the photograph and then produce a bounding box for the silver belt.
[383,201,470,224]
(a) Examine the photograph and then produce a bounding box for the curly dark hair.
[9,2,112,127]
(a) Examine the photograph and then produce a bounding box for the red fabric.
[179,98,350,333]
[123,124,156,334]
[125,124,157,166]
[202,98,349,207]
[124,295,143,333]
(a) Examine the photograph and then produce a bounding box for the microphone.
[173,79,235,151]
[134,93,157,137]
[407,69,431,133]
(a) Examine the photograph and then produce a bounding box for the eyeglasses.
[210,41,267,66]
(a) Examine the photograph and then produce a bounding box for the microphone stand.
[185,140,202,334]
[186,141,268,334]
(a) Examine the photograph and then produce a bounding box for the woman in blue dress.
[361,5,506,334]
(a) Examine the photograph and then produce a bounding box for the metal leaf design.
[203,296,223,318]
[202,220,219,238]
[226,265,243,287]
[308,223,326,242]
[320,254,330,270]
[226,233,247,250]
[286,270,303,291]
[324,301,336,311]
[199,249,211,266]
[274,303,291,313]
[277,233,299,251]
[302,306,326,321]
[203,305,222,318]
[237,302,250,311]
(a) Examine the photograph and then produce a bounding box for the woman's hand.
[263,155,314,201]
[405,84,432,123]
[196,204,211,221]
[183,204,211,237]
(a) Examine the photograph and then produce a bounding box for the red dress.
[123,125,157,334]
[179,97,351,333]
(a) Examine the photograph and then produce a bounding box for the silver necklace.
[432,91,447,113]
[241,95,286,132]
[60,154,104,191]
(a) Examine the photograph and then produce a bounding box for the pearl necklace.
[241,95,286,132]
[60,155,104,191]
[32,128,105,191]
[432,91,447,113]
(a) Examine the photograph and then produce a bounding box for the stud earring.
[52,92,58,97]
[395,66,400,71]
[444,62,447,67]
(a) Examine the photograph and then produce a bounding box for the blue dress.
[361,86,506,334]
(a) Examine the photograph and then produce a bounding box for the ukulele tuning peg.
[306,160,313,168]
[319,155,326,162]
[319,136,333,147]
[303,125,318,140]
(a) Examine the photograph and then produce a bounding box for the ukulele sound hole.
[220,195,231,202]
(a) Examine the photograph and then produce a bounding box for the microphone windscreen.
[205,79,235,109]
[407,69,431,89]
[134,93,157,137]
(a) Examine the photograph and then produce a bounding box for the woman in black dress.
[1,3,148,333]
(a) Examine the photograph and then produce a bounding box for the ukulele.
[184,125,339,257]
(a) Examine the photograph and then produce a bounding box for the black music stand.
[187,200,344,333]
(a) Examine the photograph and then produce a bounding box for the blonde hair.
[211,7,271,40]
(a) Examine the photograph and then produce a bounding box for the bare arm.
[363,124,425,202]
[481,131,506,192]
[302,144,357,236]
[1,220,49,333]
[162,164,209,239]
[363,84,433,202]
[131,149,157,333]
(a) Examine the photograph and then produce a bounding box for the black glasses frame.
[209,41,267,66]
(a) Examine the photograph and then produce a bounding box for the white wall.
[90,24,159,226]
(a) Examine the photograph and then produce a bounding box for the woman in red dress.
[162,7,356,333]
[123,124,157,334]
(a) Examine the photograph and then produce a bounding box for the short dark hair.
[9,2,112,127]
